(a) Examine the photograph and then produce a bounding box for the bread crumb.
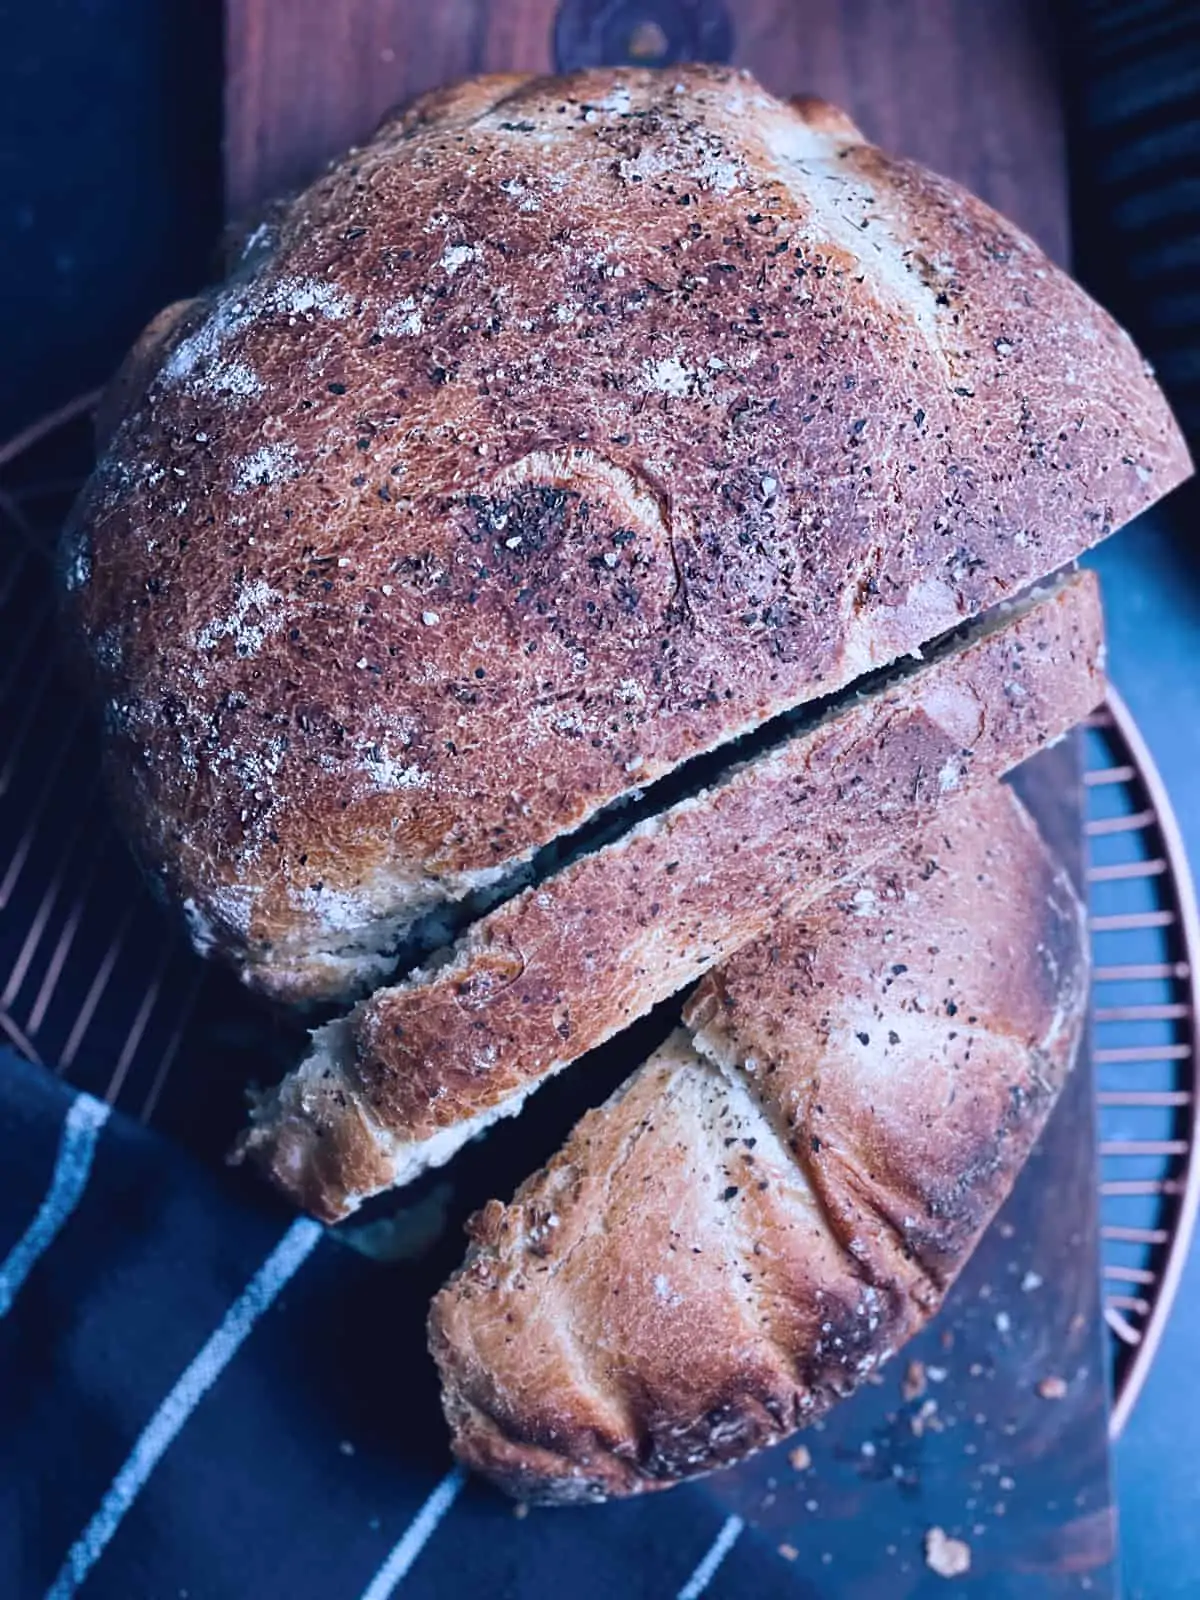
[1037,1375,1068,1400]
[778,1544,799,1562]
[788,1444,811,1472]
[911,1398,941,1437]
[902,1359,927,1400]
[1021,1270,1043,1292]
[925,1527,971,1579]
[421,611,440,626]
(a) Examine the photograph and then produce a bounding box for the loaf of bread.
[237,571,1103,1221]
[61,67,1188,1004]
[429,783,1087,1502]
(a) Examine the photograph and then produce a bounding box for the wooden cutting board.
[223,3,1114,1592]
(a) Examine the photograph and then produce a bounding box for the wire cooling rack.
[1,394,1197,1439]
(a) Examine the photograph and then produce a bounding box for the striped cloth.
[0,1050,796,1600]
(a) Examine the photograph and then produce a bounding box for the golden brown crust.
[429,784,1088,1502]
[239,572,1103,1222]
[62,67,1187,1001]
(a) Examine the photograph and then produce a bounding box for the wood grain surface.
[224,0,1068,262]
[222,1,1111,1590]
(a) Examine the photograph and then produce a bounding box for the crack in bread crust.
[237,572,1102,1222]
[63,67,1188,1003]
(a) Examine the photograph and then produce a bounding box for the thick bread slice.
[237,571,1102,1221]
[430,783,1087,1502]
[63,66,1187,1002]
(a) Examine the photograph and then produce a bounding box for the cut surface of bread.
[429,783,1087,1502]
[236,571,1102,1220]
[62,66,1188,1002]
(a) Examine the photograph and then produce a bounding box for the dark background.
[1,3,1198,1596]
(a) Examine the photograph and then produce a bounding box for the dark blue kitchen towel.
[0,1048,796,1600]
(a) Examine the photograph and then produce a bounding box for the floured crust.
[62,66,1187,1001]
[429,783,1088,1501]
[236,572,1103,1221]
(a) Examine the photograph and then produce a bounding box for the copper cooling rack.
[1,394,1197,1439]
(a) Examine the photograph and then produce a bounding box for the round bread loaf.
[60,66,1188,1003]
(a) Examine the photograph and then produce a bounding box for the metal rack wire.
[1,395,1196,1437]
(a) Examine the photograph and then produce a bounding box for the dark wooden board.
[221,2,1112,1591]
[225,0,1067,260]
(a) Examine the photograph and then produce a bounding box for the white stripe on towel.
[0,1092,110,1318]
[44,1216,323,1600]
[677,1514,746,1600]
[359,1467,468,1600]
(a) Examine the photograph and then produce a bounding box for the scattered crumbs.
[805,1498,818,1512]
[513,1502,529,1520]
[421,610,440,626]
[925,1527,971,1580]
[860,1440,876,1458]
[998,1222,1016,1239]
[926,1366,948,1384]
[778,1543,799,1562]
[788,1444,811,1472]
[994,1311,1011,1334]
[999,1476,1015,1491]
[911,1399,941,1438]
[902,1360,927,1401]
[1021,1270,1043,1293]
[338,1440,355,1457]
[1037,1375,1068,1400]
